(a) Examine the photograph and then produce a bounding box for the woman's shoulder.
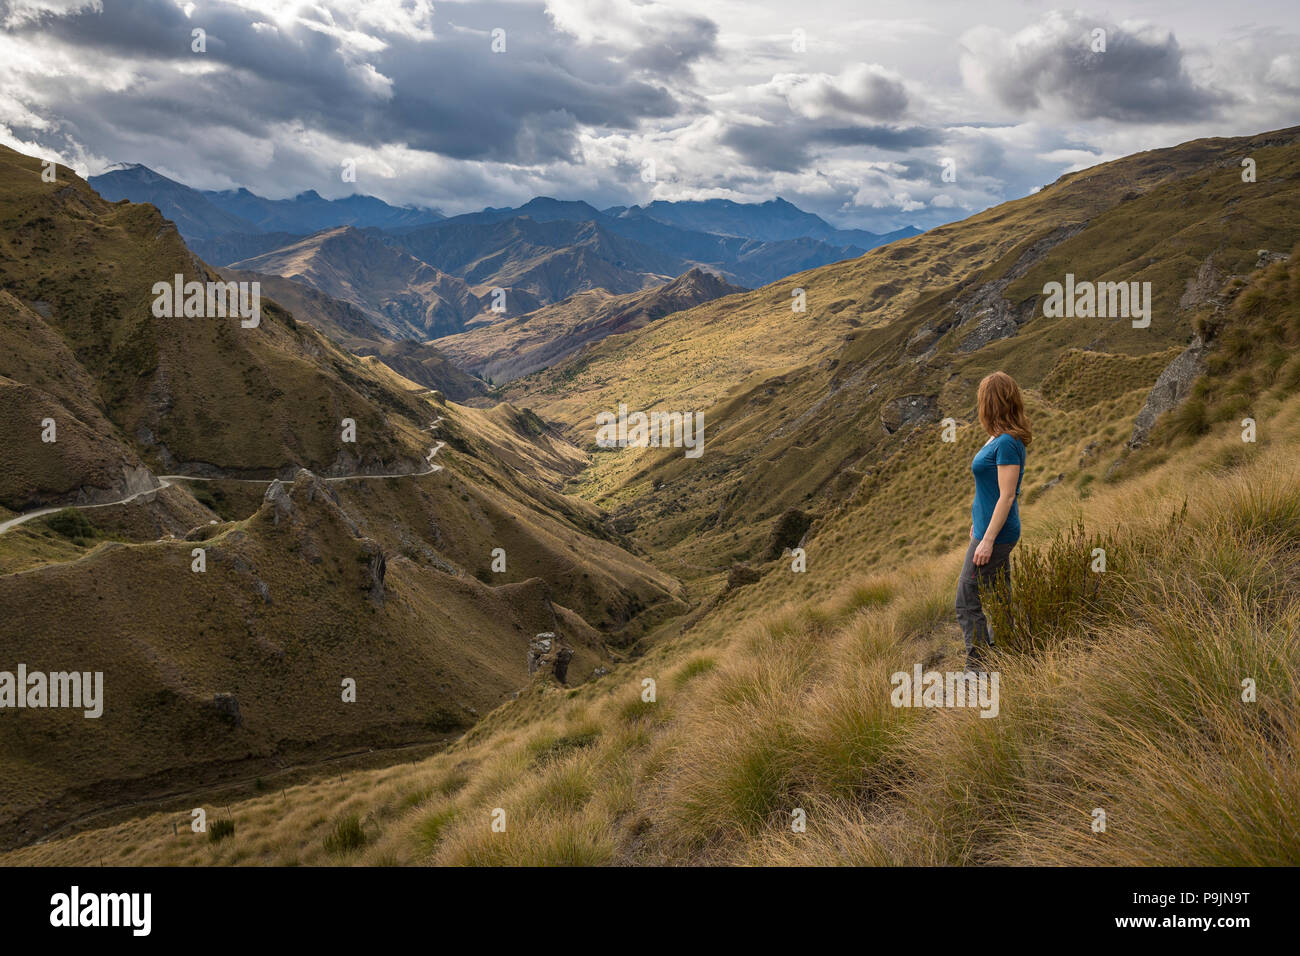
[994,432,1027,454]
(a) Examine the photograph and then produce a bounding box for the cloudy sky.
[2,0,1298,231]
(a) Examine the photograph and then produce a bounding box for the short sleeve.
[994,436,1022,467]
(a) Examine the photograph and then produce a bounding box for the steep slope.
[0,148,446,492]
[191,231,306,269]
[506,127,1300,581]
[217,267,487,401]
[89,163,256,239]
[436,268,747,384]
[387,217,681,310]
[229,226,484,339]
[0,291,152,512]
[0,148,689,846]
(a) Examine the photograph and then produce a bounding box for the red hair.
[977,371,1032,446]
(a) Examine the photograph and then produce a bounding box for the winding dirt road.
[0,420,446,537]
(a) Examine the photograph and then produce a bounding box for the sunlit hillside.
[7,129,1298,866]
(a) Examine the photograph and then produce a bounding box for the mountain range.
[88,165,919,337]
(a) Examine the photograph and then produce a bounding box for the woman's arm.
[973,463,1021,565]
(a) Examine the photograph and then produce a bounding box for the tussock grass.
[9,400,1300,868]
[323,815,367,855]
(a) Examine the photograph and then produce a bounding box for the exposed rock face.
[527,632,574,684]
[262,469,354,530]
[765,508,813,560]
[116,464,160,501]
[1179,256,1222,311]
[528,633,555,675]
[881,394,940,434]
[552,646,574,684]
[947,222,1089,355]
[263,479,293,525]
[1128,337,1209,448]
[209,693,242,727]
[359,540,387,605]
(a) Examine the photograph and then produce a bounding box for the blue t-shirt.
[971,433,1026,545]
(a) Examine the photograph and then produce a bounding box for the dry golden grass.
[6,132,1300,867]
[10,392,1297,867]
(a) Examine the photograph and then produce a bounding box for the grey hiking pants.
[955,538,1016,650]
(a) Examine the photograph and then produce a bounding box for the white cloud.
[2,0,100,28]
[2,0,1298,233]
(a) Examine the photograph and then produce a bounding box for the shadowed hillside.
[0,149,687,847]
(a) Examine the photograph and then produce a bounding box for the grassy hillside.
[11,386,1295,866]
[0,147,438,484]
[218,268,489,401]
[503,127,1300,588]
[436,268,746,384]
[4,129,1296,865]
[0,150,690,847]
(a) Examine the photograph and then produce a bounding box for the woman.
[957,371,1030,671]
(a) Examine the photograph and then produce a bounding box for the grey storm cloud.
[961,13,1232,122]
[3,0,694,164]
[721,121,943,173]
[797,67,909,120]
[623,12,718,77]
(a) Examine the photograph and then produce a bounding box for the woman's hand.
[972,538,994,566]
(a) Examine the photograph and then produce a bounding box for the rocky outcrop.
[528,633,555,674]
[552,646,574,684]
[209,693,242,727]
[527,632,574,684]
[727,563,762,589]
[946,222,1088,355]
[765,508,813,560]
[1179,256,1222,312]
[359,539,387,605]
[881,394,940,434]
[1128,336,1209,448]
[263,479,294,525]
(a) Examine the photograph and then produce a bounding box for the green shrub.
[531,727,601,766]
[323,814,367,854]
[44,508,96,542]
[208,819,235,843]
[674,656,718,687]
[417,807,459,851]
[983,520,1120,655]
